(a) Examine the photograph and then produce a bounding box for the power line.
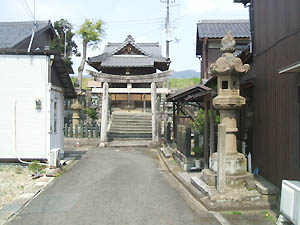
[106,17,165,24]
[135,25,165,39]
[20,0,34,21]
[23,0,34,20]
[107,20,165,27]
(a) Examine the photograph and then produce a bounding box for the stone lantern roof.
[209,31,250,77]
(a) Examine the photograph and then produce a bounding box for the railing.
[64,121,100,138]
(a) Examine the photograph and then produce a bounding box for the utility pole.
[161,0,175,59]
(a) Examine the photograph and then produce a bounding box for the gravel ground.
[0,164,37,209]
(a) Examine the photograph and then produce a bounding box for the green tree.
[49,18,78,66]
[86,108,97,120]
[191,109,220,134]
[76,19,105,90]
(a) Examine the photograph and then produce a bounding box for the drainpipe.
[12,100,30,164]
[13,100,47,165]
[27,28,35,53]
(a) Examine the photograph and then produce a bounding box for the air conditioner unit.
[49,148,60,168]
[280,180,300,225]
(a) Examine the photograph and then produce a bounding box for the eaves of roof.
[167,83,213,102]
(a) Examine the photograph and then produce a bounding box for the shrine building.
[87,35,172,112]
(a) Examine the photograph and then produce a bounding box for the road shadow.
[64,150,87,161]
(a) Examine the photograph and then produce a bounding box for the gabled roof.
[197,20,250,39]
[0,21,54,49]
[110,35,150,56]
[167,83,213,102]
[196,19,250,56]
[88,35,169,71]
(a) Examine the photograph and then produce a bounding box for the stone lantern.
[71,99,82,129]
[201,31,251,188]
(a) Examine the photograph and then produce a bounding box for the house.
[196,20,250,81]
[233,0,300,187]
[0,21,75,162]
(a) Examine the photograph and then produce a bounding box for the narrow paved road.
[7,147,221,225]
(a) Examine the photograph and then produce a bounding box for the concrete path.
[6,147,221,225]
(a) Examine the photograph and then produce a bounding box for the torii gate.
[87,69,173,147]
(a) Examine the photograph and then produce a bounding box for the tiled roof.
[197,20,250,39]
[101,56,154,67]
[0,21,52,48]
[88,35,169,68]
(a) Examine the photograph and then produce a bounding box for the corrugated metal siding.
[251,0,300,187]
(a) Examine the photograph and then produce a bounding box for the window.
[222,80,228,89]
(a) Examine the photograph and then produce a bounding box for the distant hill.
[170,70,200,79]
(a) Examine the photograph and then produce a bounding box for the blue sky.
[1,0,248,73]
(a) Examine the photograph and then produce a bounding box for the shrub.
[191,109,220,134]
[29,161,46,174]
[192,146,204,159]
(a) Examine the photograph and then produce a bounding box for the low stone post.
[100,82,109,147]
[217,124,226,193]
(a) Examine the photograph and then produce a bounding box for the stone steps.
[109,132,152,139]
[111,121,152,125]
[109,128,152,132]
[108,112,152,141]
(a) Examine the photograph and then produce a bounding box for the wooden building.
[87,35,172,146]
[87,35,171,111]
[234,0,300,187]
[196,20,250,82]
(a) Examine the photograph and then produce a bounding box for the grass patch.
[28,161,46,174]
[231,211,242,215]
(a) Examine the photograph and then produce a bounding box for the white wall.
[49,88,64,151]
[0,55,49,159]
